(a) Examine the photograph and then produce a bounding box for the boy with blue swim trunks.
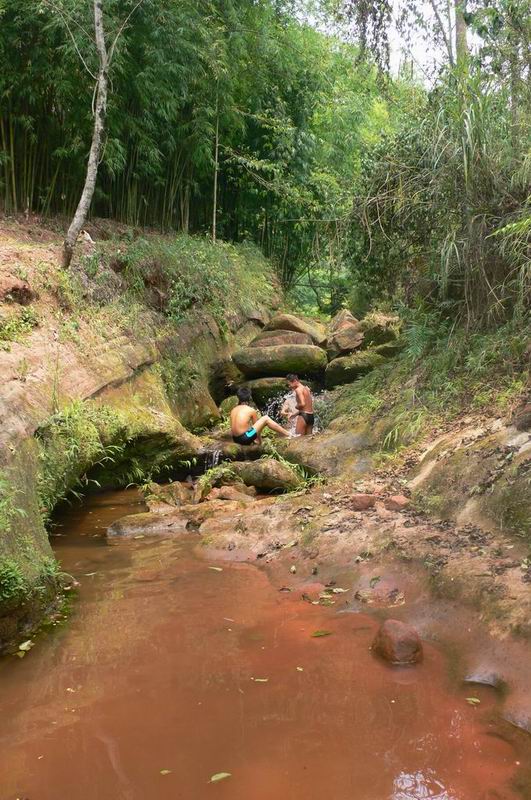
[230,387,290,445]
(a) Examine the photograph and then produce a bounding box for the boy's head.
[237,386,253,404]
[286,373,300,389]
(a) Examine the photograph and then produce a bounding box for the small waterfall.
[203,448,222,471]
[263,389,324,434]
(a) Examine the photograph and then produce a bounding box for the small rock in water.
[372,619,423,665]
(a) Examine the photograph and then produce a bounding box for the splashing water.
[263,389,326,434]
[203,448,222,471]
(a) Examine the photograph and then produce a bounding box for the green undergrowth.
[197,464,238,496]
[0,306,39,345]
[323,317,530,454]
[0,555,60,608]
[0,469,27,530]
[36,400,131,518]
[100,234,276,331]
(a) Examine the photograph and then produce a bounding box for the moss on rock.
[325,350,388,388]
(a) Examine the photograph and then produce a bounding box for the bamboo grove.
[0,0,529,324]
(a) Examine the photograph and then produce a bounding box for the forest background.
[0,0,529,332]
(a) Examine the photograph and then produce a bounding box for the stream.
[0,489,527,800]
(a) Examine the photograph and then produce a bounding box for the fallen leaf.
[84,572,98,577]
[331,587,349,594]
[251,677,269,683]
[209,566,223,572]
[18,640,34,652]
[210,772,231,783]
[160,769,172,776]
[296,666,304,672]
[133,534,145,539]
[369,576,381,589]
[311,630,332,638]
[466,697,481,705]
[290,565,297,574]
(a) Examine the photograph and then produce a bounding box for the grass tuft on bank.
[323,315,529,454]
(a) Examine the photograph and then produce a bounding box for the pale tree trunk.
[454,0,468,66]
[212,90,220,244]
[429,0,454,66]
[63,0,108,268]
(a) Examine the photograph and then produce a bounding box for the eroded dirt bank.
[0,218,277,649]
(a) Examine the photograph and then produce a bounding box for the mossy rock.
[242,377,288,406]
[326,325,365,360]
[264,313,326,346]
[232,344,327,378]
[230,458,302,491]
[325,350,388,388]
[359,312,401,347]
[219,395,239,416]
[328,309,359,335]
[249,331,313,347]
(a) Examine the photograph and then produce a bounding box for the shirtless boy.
[286,373,314,435]
[230,387,290,445]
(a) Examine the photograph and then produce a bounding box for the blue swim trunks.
[232,427,258,446]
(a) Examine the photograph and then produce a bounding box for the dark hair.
[286,373,299,382]
[237,386,252,404]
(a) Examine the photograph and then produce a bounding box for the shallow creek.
[0,489,528,800]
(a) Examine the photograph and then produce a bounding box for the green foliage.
[0,559,27,603]
[350,65,530,325]
[0,470,27,530]
[36,401,129,516]
[109,234,275,328]
[0,307,39,343]
[325,316,530,452]
[197,463,238,496]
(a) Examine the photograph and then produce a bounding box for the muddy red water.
[0,490,527,800]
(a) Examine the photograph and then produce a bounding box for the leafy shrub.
[0,307,39,343]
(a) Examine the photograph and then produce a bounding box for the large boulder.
[144,480,199,508]
[264,313,326,346]
[327,325,365,360]
[249,331,313,347]
[232,344,327,378]
[325,350,387,388]
[207,485,256,503]
[359,312,401,347]
[242,377,288,406]
[219,395,238,416]
[328,309,359,334]
[372,619,423,665]
[278,420,376,477]
[230,458,302,491]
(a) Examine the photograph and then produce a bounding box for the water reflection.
[391,770,454,800]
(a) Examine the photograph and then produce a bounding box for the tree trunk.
[454,0,468,66]
[212,91,219,243]
[63,0,108,268]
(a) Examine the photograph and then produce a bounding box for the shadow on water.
[0,488,529,800]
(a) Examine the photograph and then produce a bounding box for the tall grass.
[355,69,530,326]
